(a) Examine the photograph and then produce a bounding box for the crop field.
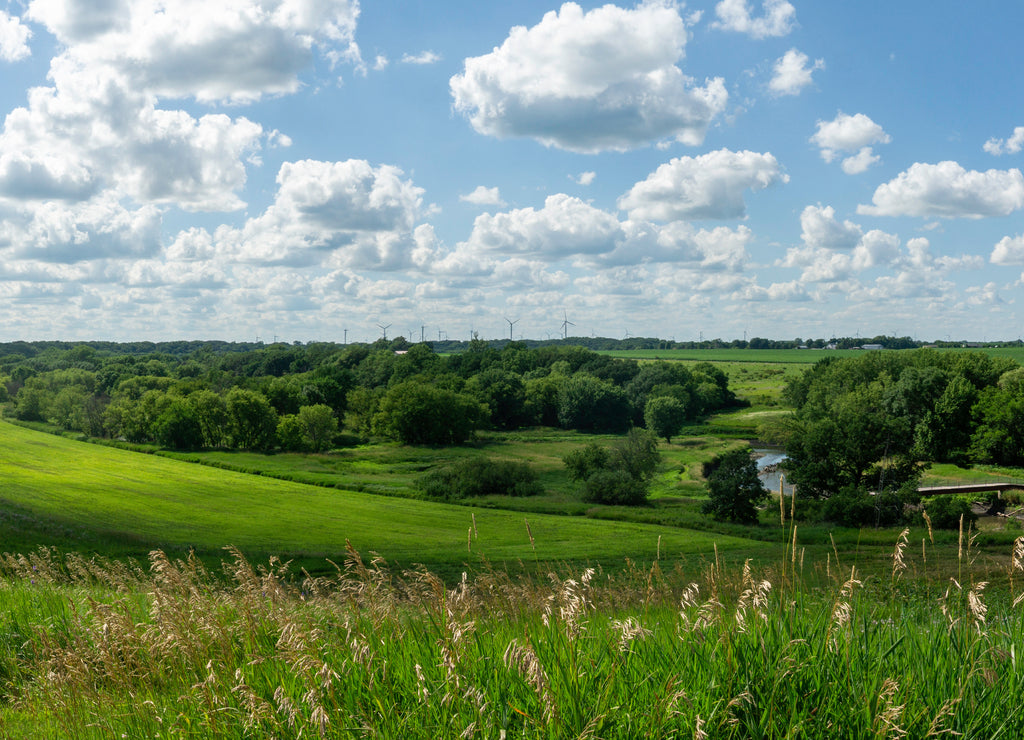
[600,345,1024,365]
[0,420,764,573]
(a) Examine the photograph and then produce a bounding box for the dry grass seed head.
[503,639,556,721]
[1012,536,1024,574]
[610,616,652,652]
[873,678,907,739]
[892,528,910,582]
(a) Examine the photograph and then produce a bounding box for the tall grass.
[1,534,1024,738]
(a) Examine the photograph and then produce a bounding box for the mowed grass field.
[0,420,764,571]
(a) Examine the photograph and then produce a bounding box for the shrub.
[822,485,918,528]
[417,458,543,500]
[581,469,648,506]
[562,429,660,506]
[922,496,978,530]
[562,443,610,482]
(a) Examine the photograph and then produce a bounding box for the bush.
[581,469,648,506]
[562,443,610,482]
[822,485,918,528]
[562,429,660,506]
[922,496,978,530]
[821,488,877,527]
[417,458,543,500]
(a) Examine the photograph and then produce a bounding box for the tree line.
[0,340,743,452]
[778,349,1023,526]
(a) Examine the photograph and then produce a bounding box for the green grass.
[600,345,1024,364]
[0,420,764,572]
[2,540,1024,738]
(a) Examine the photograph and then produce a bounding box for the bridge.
[918,482,1024,496]
[917,482,1024,515]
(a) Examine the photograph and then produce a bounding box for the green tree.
[557,374,631,433]
[225,388,278,450]
[970,386,1024,466]
[297,404,338,452]
[644,396,687,443]
[465,368,529,430]
[702,449,768,524]
[153,399,204,450]
[187,390,229,448]
[372,381,486,445]
[276,414,307,452]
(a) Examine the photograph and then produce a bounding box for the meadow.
[0,420,763,575]
[1,534,1023,738]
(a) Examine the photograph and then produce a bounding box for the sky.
[0,0,1022,344]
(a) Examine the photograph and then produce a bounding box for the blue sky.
[0,0,1022,343]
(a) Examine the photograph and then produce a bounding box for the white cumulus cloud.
[858,161,1024,218]
[810,112,890,172]
[992,235,1024,265]
[460,186,506,207]
[461,193,623,258]
[0,10,32,62]
[618,149,787,221]
[212,159,425,268]
[800,205,862,250]
[450,1,727,153]
[769,48,823,96]
[712,0,796,38]
[26,0,362,104]
[984,126,1024,156]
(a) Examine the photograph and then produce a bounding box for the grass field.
[0,420,765,573]
[3,535,1024,738]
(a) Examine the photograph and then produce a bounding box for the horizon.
[0,1,1021,342]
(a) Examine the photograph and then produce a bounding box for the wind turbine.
[505,317,519,341]
[560,310,575,339]
[377,323,392,341]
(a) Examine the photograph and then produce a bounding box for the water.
[753,447,794,496]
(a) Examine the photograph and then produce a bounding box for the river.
[753,447,794,496]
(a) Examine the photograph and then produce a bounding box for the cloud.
[800,205,862,249]
[712,0,796,38]
[858,161,1024,218]
[618,149,787,221]
[0,10,31,62]
[0,194,163,263]
[26,0,363,104]
[769,48,824,96]
[373,54,389,71]
[992,235,1024,265]
[460,186,506,207]
[450,1,727,153]
[401,50,441,65]
[984,126,1024,156]
[0,75,265,211]
[841,148,881,175]
[810,112,890,173]
[461,193,623,258]
[573,171,596,186]
[780,207,903,282]
[212,159,426,268]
